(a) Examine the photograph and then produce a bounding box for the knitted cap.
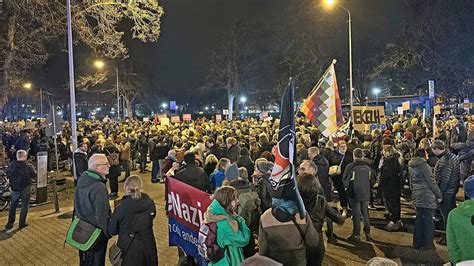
[255,158,274,173]
[224,163,239,180]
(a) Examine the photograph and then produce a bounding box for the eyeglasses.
[97,162,110,167]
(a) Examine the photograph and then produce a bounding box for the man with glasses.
[74,154,111,265]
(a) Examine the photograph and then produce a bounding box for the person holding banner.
[203,186,250,265]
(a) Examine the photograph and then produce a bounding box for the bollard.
[52,179,60,213]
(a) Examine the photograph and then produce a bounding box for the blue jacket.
[210,169,225,190]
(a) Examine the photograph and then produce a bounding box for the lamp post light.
[93,60,120,120]
[23,82,44,118]
[324,0,353,112]
[373,87,381,105]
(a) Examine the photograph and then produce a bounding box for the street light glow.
[93,60,105,70]
[161,102,168,108]
[240,96,247,103]
[23,82,32,89]
[373,88,381,95]
[325,0,335,6]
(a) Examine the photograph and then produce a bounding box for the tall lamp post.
[94,60,120,120]
[325,0,353,112]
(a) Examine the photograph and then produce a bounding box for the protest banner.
[183,114,192,122]
[160,117,170,126]
[171,116,181,123]
[352,106,386,132]
[167,177,212,265]
[215,114,222,122]
[397,106,404,114]
[402,101,410,111]
[433,105,441,115]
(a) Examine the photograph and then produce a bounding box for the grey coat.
[342,159,376,202]
[408,157,442,210]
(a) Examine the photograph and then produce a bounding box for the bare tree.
[207,22,262,120]
[0,0,164,118]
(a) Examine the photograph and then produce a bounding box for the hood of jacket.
[203,199,238,232]
[313,154,328,167]
[74,148,87,155]
[409,157,426,168]
[122,193,153,215]
[455,200,474,220]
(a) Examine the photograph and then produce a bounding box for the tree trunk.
[227,89,235,120]
[123,95,133,119]
[234,95,240,119]
[0,9,16,120]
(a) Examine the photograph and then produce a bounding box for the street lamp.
[324,0,353,112]
[240,96,247,104]
[93,59,120,120]
[23,82,43,118]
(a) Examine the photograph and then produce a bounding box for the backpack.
[105,149,120,166]
[197,222,226,263]
[237,191,260,232]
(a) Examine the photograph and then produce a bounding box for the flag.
[270,79,306,218]
[301,60,343,137]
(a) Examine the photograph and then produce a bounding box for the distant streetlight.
[373,88,381,105]
[22,82,44,117]
[240,96,247,103]
[161,102,168,109]
[324,0,353,114]
[93,60,105,70]
[205,106,209,111]
[23,82,32,89]
[93,59,120,120]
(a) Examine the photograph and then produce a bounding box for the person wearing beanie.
[225,163,240,181]
[447,175,474,264]
[252,158,274,212]
[175,151,210,193]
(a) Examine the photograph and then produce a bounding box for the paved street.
[0,167,450,265]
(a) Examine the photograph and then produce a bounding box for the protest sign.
[352,106,386,132]
[171,116,180,123]
[183,114,192,122]
[215,114,222,122]
[397,106,404,114]
[160,117,170,126]
[402,101,410,111]
[167,178,212,265]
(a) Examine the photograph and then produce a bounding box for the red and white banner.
[171,116,181,123]
[183,114,192,122]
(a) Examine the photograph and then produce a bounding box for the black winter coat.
[104,145,121,179]
[379,154,403,197]
[6,160,36,191]
[254,173,273,213]
[237,155,254,180]
[109,193,158,266]
[174,163,210,193]
[73,150,88,180]
[312,154,331,201]
[226,144,240,163]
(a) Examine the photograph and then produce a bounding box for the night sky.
[41,0,407,106]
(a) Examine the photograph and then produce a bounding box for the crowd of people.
[1,110,473,265]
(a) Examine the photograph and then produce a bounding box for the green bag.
[65,217,102,251]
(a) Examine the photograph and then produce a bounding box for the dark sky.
[42,0,407,105]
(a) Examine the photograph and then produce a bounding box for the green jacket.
[204,199,250,266]
[447,200,474,264]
